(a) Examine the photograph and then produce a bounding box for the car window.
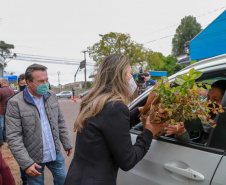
[130,74,226,154]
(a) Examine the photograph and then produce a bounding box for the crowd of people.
[0,53,225,185]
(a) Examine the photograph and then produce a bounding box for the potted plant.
[140,68,225,138]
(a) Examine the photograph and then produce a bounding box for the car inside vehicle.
[130,69,226,152]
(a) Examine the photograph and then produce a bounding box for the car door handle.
[164,163,205,181]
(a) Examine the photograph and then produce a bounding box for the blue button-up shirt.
[28,91,56,163]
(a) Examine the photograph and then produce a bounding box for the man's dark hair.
[211,80,226,95]
[144,71,150,76]
[18,74,25,83]
[25,64,47,82]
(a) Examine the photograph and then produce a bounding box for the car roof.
[169,54,226,80]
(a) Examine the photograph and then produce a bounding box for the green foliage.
[154,68,224,126]
[172,16,202,57]
[0,41,16,70]
[87,32,163,70]
[0,41,15,59]
[190,60,197,65]
[156,54,185,76]
[82,81,93,89]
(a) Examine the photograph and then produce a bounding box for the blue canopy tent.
[133,71,167,79]
[3,72,18,82]
[189,10,226,61]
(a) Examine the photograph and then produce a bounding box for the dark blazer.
[64,101,153,185]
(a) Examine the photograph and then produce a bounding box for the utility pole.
[81,50,87,90]
[57,71,60,93]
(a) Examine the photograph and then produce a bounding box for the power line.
[17,53,96,63]
[143,9,226,45]
[143,35,174,44]
[196,6,226,18]
[13,57,96,66]
[144,6,226,36]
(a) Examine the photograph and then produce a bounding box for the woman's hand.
[145,116,166,136]
[164,122,186,136]
[138,107,143,112]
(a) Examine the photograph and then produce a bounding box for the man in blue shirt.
[144,71,156,87]
[137,71,156,95]
[5,64,72,185]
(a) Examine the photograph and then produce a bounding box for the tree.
[0,40,16,69]
[157,53,185,76]
[145,50,163,71]
[172,16,202,57]
[87,32,163,70]
[0,41,16,60]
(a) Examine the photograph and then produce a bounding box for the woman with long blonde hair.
[64,54,165,185]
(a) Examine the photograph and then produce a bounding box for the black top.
[64,101,153,185]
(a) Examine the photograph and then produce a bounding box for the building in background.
[177,10,226,65]
[190,10,226,61]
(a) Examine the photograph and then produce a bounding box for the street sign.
[80,59,86,69]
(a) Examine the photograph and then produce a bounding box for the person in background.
[0,78,15,142]
[164,80,226,143]
[0,151,16,185]
[0,79,2,149]
[18,74,27,92]
[17,74,28,185]
[137,71,156,95]
[5,64,72,185]
[143,71,156,88]
[72,87,75,99]
[64,54,165,185]
[0,78,16,185]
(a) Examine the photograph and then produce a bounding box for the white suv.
[117,54,226,185]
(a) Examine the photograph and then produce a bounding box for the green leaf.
[192,71,203,79]
[174,86,181,92]
[198,83,203,87]
[189,68,195,74]
[165,89,171,96]
[183,74,189,80]
[182,87,187,95]
[187,80,195,89]
[175,75,186,85]
[205,84,211,89]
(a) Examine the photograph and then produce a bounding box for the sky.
[0,0,225,85]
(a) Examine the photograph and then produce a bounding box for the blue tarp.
[3,72,18,81]
[133,71,167,78]
[190,10,226,61]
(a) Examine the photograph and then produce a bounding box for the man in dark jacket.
[5,64,72,185]
[0,78,15,141]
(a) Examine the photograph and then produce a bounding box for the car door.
[62,91,67,98]
[117,80,226,185]
[117,137,224,185]
[207,91,226,185]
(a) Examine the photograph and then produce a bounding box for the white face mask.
[128,76,137,95]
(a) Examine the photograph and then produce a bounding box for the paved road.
[44,98,81,184]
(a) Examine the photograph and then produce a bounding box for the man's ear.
[26,80,31,86]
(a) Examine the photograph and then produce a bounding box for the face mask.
[32,82,49,95]
[208,103,219,119]
[128,76,137,95]
[19,85,26,92]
